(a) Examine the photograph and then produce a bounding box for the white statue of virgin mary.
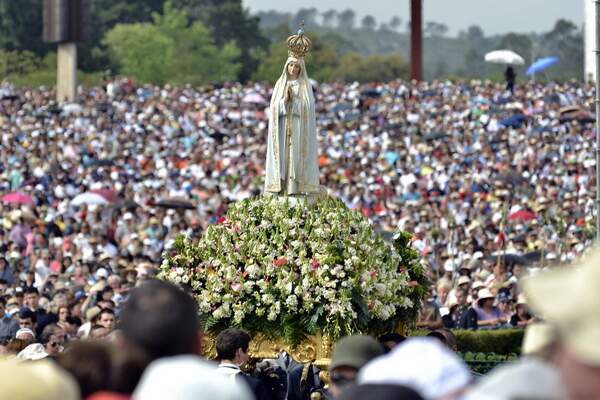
[264,30,320,195]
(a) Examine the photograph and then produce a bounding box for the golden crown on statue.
[287,23,312,59]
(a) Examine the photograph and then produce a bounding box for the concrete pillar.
[585,0,596,82]
[57,43,77,102]
[410,0,423,81]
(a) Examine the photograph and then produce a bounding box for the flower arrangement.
[160,196,427,344]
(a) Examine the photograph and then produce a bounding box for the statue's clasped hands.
[285,86,293,103]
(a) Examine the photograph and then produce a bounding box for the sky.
[243,0,585,36]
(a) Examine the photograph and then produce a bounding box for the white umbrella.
[484,50,525,66]
[71,192,109,206]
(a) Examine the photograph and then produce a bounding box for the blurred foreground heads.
[120,280,252,400]
[339,384,424,400]
[328,335,385,398]
[0,358,79,400]
[133,355,252,400]
[524,248,600,400]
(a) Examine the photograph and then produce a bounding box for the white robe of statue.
[264,57,319,195]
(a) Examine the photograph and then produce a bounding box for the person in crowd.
[510,294,533,327]
[442,288,470,329]
[474,289,506,329]
[57,340,114,398]
[39,323,66,358]
[18,308,37,332]
[427,329,459,353]
[215,328,268,400]
[118,280,202,362]
[22,287,57,335]
[15,328,35,343]
[98,308,116,332]
[120,280,252,399]
[505,66,516,93]
[378,333,406,353]
[328,335,385,398]
[0,296,19,341]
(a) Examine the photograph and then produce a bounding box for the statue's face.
[287,61,300,79]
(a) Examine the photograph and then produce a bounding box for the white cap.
[133,355,253,400]
[359,338,471,399]
[95,268,108,279]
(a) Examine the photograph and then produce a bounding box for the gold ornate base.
[201,332,334,369]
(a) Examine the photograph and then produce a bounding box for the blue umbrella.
[526,56,559,76]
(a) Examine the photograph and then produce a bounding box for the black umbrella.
[494,171,525,185]
[523,251,542,263]
[89,159,115,167]
[332,103,353,113]
[111,199,140,210]
[153,198,195,210]
[361,89,381,98]
[486,253,530,266]
[424,132,448,141]
[342,111,361,121]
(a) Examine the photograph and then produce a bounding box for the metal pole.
[410,0,423,81]
[594,0,600,240]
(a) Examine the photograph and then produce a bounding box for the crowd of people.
[0,255,599,400]
[0,77,595,328]
[0,76,597,398]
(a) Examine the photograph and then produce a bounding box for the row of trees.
[0,0,267,83]
[0,0,410,85]
[258,8,584,81]
[257,8,404,34]
[0,1,584,85]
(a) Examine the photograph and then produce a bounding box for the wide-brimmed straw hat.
[524,248,600,366]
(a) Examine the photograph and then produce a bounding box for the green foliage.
[462,352,518,374]
[412,329,525,354]
[252,32,408,83]
[391,232,429,327]
[0,50,40,76]
[104,1,240,85]
[0,0,49,56]
[160,196,426,345]
[252,42,288,82]
[79,0,165,72]
[0,51,102,88]
[335,52,409,82]
[171,0,269,82]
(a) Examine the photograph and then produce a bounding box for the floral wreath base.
[160,195,427,347]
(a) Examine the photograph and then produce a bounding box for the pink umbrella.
[508,210,536,222]
[1,192,35,206]
[242,93,266,104]
[90,189,118,203]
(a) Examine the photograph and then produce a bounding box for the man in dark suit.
[22,287,57,336]
[216,328,269,400]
